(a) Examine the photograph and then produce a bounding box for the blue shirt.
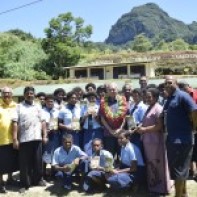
[92,149,113,167]
[58,104,81,127]
[130,101,148,125]
[121,142,144,167]
[81,104,101,129]
[52,145,87,166]
[164,89,197,144]
[42,107,59,130]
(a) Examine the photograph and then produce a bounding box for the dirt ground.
[2,174,197,197]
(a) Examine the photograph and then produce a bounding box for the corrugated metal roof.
[64,61,148,69]
[12,78,197,97]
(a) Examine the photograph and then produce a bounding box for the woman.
[128,88,148,150]
[80,92,103,153]
[53,88,66,110]
[136,88,172,196]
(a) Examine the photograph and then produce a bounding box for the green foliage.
[105,3,197,45]
[155,40,169,51]
[7,29,35,41]
[132,34,152,52]
[189,44,197,50]
[0,33,49,80]
[168,38,189,51]
[42,12,93,79]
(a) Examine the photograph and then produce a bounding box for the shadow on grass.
[45,178,148,197]
[102,186,148,197]
[45,179,85,197]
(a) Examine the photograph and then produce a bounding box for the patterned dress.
[141,103,172,194]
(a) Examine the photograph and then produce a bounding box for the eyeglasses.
[2,92,12,96]
[165,81,173,85]
[93,144,100,147]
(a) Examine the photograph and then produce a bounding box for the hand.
[42,137,48,144]
[136,126,146,134]
[66,125,74,131]
[128,128,136,134]
[105,169,119,179]
[73,158,80,166]
[113,128,121,137]
[63,165,70,173]
[91,111,97,118]
[95,166,104,171]
[13,139,19,150]
[111,169,119,174]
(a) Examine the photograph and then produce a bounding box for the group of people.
[0,75,196,197]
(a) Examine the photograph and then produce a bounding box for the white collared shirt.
[13,101,45,143]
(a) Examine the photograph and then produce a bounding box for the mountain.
[105,3,197,45]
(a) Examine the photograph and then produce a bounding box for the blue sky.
[0,0,196,42]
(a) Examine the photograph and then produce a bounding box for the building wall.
[68,62,156,79]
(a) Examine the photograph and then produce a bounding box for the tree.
[0,33,48,80]
[155,40,169,51]
[169,38,189,51]
[132,34,152,52]
[42,12,93,79]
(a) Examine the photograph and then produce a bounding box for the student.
[58,91,81,146]
[52,134,88,190]
[42,95,61,179]
[83,138,113,193]
[106,132,145,191]
[53,88,66,110]
[81,92,103,152]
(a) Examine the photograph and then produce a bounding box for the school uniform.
[81,104,103,151]
[42,107,60,164]
[83,149,113,192]
[58,104,81,146]
[52,145,87,189]
[107,142,145,190]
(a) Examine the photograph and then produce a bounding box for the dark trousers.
[19,141,43,188]
[55,159,89,187]
[103,136,120,158]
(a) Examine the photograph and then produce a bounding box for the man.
[100,82,127,157]
[122,83,133,112]
[12,86,48,193]
[83,138,113,193]
[0,87,18,193]
[163,76,197,197]
[178,81,197,103]
[52,134,88,190]
[42,95,60,178]
[178,80,197,180]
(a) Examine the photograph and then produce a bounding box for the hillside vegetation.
[106,3,197,45]
[1,3,197,81]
